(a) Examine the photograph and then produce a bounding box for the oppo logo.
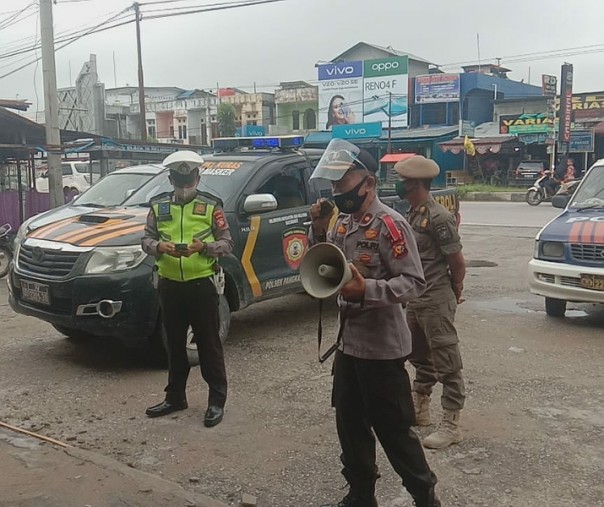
[345,128,366,136]
[372,61,399,72]
[326,66,356,77]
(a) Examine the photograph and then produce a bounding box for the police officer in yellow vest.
[393,155,466,450]
[142,151,234,427]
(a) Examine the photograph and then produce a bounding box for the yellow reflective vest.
[152,195,216,281]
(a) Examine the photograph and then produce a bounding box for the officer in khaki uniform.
[393,155,466,450]
[141,151,234,427]
[309,140,441,507]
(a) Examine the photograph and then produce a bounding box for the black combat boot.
[321,490,378,507]
[411,487,441,507]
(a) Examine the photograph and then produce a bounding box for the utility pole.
[387,92,392,154]
[39,0,64,208]
[134,2,147,141]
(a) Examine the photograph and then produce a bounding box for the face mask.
[333,176,368,214]
[174,186,197,202]
[395,179,413,199]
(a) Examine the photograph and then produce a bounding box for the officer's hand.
[187,238,206,255]
[310,198,332,236]
[158,242,178,256]
[340,263,366,302]
[453,282,465,304]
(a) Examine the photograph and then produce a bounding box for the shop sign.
[499,113,554,135]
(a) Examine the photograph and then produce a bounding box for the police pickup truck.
[8,136,459,359]
[529,159,604,317]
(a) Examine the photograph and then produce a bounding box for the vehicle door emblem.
[32,246,45,263]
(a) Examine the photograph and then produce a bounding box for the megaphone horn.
[299,243,353,299]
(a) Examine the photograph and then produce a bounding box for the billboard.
[332,122,382,140]
[363,56,408,127]
[559,63,573,144]
[415,74,460,104]
[318,61,364,131]
[569,129,595,153]
[542,75,557,96]
[499,113,554,135]
[317,56,409,130]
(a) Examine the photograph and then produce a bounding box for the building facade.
[219,89,275,129]
[274,81,318,133]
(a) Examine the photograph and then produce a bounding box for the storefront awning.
[379,153,416,164]
[439,136,519,155]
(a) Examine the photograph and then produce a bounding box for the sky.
[2,0,604,116]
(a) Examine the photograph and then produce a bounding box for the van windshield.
[124,160,254,208]
[74,172,156,207]
[570,166,604,209]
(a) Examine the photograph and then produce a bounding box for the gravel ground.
[0,223,602,506]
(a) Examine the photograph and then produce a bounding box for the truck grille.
[18,244,81,278]
[571,244,604,263]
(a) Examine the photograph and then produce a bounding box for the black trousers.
[333,351,437,499]
[159,277,227,408]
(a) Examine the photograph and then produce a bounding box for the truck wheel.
[150,294,231,368]
[545,297,566,318]
[51,323,92,340]
[526,189,543,206]
[185,294,231,367]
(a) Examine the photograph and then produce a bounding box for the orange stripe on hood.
[29,217,79,239]
[78,224,145,247]
[569,223,584,243]
[580,221,595,244]
[591,222,604,244]
[52,219,124,244]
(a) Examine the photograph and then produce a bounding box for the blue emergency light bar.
[213,135,304,151]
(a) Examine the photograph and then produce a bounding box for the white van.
[36,161,101,194]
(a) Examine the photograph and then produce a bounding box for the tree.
[217,103,237,137]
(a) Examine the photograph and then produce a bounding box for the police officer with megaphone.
[308,139,441,507]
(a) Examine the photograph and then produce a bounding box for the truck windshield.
[74,172,156,207]
[570,167,604,209]
[124,161,253,208]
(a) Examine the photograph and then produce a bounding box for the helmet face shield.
[310,139,367,181]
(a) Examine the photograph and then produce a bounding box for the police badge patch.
[436,224,452,241]
[193,202,207,215]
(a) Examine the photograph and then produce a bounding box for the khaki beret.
[394,155,440,179]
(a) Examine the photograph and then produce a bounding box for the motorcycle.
[0,223,14,278]
[525,171,581,206]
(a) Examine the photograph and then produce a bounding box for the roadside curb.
[0,426,229,507]
[460,192,526,202]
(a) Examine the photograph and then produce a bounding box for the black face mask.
[333,176,368,214]
[395,179,413,199]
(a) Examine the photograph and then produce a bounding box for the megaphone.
[300,243,352,299]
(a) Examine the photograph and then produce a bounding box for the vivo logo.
[345,128,366,136]
[372,61,400,72]
[326,66,355,77]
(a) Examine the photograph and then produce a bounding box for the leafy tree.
[217,103,237,137]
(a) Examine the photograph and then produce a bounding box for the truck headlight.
[84,246,147,274]
[540,241,564,259]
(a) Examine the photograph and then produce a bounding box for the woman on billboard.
[326,95,356,129]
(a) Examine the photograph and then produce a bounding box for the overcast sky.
[2,0,604,115]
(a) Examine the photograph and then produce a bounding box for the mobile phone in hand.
[175,243,188,252]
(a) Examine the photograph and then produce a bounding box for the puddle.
[471,297,601,320]
[466,260,498,268]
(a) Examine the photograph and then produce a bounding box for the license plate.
[580,274,604,291]
[20,280,51,305]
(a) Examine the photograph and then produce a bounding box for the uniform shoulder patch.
[435,223,453,241]
[213,208,227,229]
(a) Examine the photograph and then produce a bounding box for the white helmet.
[162,150,205,175]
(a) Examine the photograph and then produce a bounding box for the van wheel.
[149,294,231,368]
[545,297,566,318]
[51,323,92,340]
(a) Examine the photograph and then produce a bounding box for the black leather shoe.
[204,405,224,427]
[145,400,188,418]
[321,491,378,507]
